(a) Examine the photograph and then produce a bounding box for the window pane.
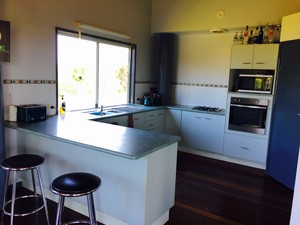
[57,34,97,111]
[98,43,129,106]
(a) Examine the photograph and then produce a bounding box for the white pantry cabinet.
[230,44,279,69]
[165,109,182,137]
[223,133,269,164]
[181,111,225,154]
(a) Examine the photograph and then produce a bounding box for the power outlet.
[47,104,56,116]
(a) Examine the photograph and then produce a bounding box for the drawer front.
[144,120,158,131]
[144,111,156,121]
[223,134,268,164]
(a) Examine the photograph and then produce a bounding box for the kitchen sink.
[83,105,145,116]
[84,109,120,116]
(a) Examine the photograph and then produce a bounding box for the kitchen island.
[5,113,180,225]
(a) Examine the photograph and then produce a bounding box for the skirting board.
[179,146,266,170]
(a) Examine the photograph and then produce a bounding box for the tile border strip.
[3,79,56,84]
[3,79,227,88]
[135,81,227,88]
[170,82,228,88]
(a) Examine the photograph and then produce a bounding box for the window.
[56,28,136,112]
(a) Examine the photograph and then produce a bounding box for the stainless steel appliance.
[236,74,273,94]
[228,96,269,135]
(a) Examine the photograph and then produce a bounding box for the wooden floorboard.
[166,152,293,225]
[1,151,293,225]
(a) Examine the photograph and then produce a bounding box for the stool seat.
[1,154,50,225]
[51,172,101,196]
[51,172,101,225]
[1,154,45,171]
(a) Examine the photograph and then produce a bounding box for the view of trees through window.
[57,31,134,112]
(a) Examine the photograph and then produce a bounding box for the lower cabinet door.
[223,133,268,164]
[181,111,225,154]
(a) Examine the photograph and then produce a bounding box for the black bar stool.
[1,154,50,225]
[51,172,101,225]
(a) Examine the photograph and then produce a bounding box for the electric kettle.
[143,93,151,105]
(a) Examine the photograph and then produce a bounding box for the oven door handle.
[230,104,267,110]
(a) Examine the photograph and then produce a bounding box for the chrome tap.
[100,105,104,115]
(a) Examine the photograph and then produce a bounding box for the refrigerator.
[267,39,300,190]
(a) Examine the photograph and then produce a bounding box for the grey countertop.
[5,104,224,160]
[5,112,180,160]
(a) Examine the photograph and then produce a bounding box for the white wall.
[170,33,232,108]
[0,0,152,108]
[151,0,300,33]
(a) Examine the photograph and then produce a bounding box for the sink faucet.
[100,105,104,115]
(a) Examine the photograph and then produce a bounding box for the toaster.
[17,104,47,122]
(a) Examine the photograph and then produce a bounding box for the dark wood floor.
[1,152,293,225]
[166,152,293,225]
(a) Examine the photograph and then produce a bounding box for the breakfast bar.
[5,114,180,225]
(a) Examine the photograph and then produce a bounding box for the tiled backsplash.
[170,83,228,109]
[135,80,228,109]
[3,79,228,109]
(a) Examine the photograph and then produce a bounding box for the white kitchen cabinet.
[181,111,225,154]
[230,44,279,69]
[132,113,145,130]
[144,109,165,133]
[99,117,119,125]
[165,109,182,137]
[118,115,129,127]
[223,133,269,164]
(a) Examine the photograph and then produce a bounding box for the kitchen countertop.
[5,103,224,160]
[5,112,180,160]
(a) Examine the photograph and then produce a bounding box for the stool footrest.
[3,194,45,217]
[62,219,96,225]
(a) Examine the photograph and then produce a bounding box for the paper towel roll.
[8,105,17,122]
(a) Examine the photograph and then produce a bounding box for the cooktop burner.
[192,106,224,112]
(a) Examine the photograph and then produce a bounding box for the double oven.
[226,73,274,138]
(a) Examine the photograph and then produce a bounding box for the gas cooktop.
[192,106,225,112]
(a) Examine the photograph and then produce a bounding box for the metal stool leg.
[31,169,36,194]
[55,196,65,225]
[10,171,17,225]
[87,193,97,225]
[36,167,50,225]
[1,171,10,225]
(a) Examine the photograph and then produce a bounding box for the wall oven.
[226,93,273,137]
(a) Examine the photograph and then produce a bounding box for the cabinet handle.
[255,62,265,64]
[242,62,252,64]
[240,146,250,150]
[204,117,212,120]
[194,116,202,119]
[134,118,139,121]
[149,115,154,117]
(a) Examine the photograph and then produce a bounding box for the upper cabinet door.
[230,45,254,69]
[253,44,279,69]
[230,44,279,70]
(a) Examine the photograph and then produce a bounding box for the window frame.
[55,27,136,112]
